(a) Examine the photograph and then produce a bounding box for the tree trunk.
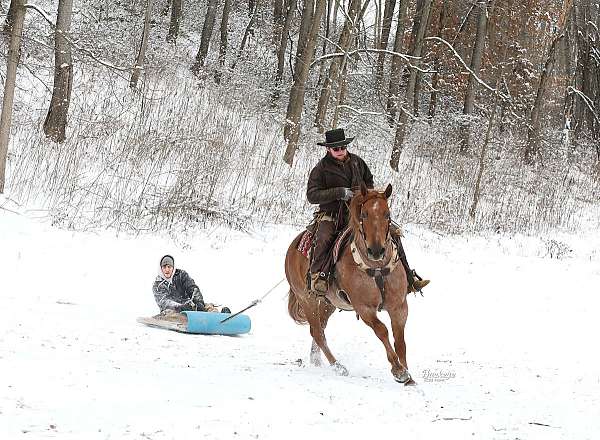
[230,0,260,71]
[272,0,298,102]
[215,0,232,84]
[562,4,575,146]
[130,0,153,89]
[469,83,499,220]
[460,0,494,153]
[389,0,432,171]
[332,53,349,128]
[412,0,435,115]
[2,0,17,40]
[273,0,284,45]
[386,0,409,125]
[428,0,447,118]
[316,0,332,89]
[166,0,181,43]
[43,0,74,143]
[0,0,25,194]
[374,0,381,48]
[191,0,219,74]
[375,0,397,86]
[464,0,494,114]
[524,0,572,164]
[296,0,315,62]
[314,0,362,132]
[283,0,326,165]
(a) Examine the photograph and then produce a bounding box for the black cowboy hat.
[317,128,355,147]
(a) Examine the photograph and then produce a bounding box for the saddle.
[297,226,355,311]
[296,227,353,264]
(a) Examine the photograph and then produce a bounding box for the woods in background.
[0,0,599,235]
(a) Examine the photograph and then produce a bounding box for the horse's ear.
[360,182,368,196]
[384,183,392,199]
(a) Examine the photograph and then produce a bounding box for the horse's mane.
[348,188,388,230]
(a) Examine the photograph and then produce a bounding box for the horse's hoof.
[404,378,417,386]
[393,370,412,384]
[310,357,322,367]
[332,361,349,376]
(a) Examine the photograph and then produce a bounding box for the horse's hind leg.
[309,298,337,367]
[356,305,410,383]
[304,298,347,375]
[310,340,322,366]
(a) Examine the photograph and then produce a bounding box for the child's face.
[161,264,173,278]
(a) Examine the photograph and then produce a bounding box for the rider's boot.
[394,235,430,293]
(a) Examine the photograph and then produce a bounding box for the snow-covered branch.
[568,86,600,123]
[311,48,432,74]
[24,2,132,73]
[425,36,509,101]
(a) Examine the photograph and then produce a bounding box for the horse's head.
[349,183,393,261]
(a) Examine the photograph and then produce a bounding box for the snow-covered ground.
[1,199,599,439]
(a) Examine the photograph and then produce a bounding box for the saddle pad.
[297,230,313,258]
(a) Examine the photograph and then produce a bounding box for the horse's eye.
[360,212,368,220]
[385,212,391,219]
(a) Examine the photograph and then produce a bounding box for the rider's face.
[327,146,348,161]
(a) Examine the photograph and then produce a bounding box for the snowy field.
[1,198,599,440]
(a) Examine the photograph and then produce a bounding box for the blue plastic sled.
[137,311,251,335]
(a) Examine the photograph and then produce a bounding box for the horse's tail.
[287,289,307,324]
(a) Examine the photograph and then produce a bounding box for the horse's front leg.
[388,300,414,385]
[355,305,410,383]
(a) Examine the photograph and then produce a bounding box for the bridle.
[356,198,392,246]
[351,196,399,311]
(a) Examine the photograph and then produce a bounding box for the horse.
[285,183,414,384]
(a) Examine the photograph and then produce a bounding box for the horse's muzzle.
[367,246,385,261]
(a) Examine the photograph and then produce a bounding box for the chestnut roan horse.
[285,183,414,384]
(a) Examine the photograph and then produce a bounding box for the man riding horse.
[307,128,430,294]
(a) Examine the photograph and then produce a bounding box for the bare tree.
[43,0,74,143]
[316,0,333,88]
[389,0,432,171]
[469,83,499,219]
[375,0,397,86]
[191,0,219,74]
[524,0,572,164]
[215,0,232,84]
[231,0,260,71]
[272,0,298,101]
[314,0,362,132]
[273,0,285,45]
[386,0,409,124]
[166,0,181,43]
[412,0,435,116]
[130,0,153,89]
[2,0,17,40]
[427,0,447,118]
[0,0,25,193]
[460,0,495,153]
[283,0,327,165]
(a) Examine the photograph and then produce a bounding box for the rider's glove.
[339,187,354,201]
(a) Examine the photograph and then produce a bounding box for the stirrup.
[407,269,429,293]
[310,272,329,295]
